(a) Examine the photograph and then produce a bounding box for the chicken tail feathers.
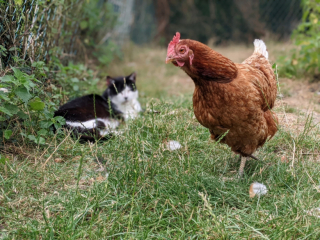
[253,39,268,59]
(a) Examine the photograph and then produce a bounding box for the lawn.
[1,44,320,239]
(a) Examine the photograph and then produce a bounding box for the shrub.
[278,0,320,79]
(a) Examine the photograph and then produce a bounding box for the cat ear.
[106,76,114,86]
[127,72,136,82]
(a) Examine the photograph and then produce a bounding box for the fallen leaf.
[96,175,106,182]
[72,156,81,161]
[54,158,63,163]
[281,155,288,163]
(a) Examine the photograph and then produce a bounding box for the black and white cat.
[54,72,142,141]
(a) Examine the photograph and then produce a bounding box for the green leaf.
[15,0,22,5]
[54,116,66,125]
[0,103,19,116]
[28,134,36,141]
[37,129,48,136]
[0,155,8,165]
[31,61,45,69]
[39,120,53,128]
[54,123,62,130]
[37,137,46,145]
[15,86,32,102]
[43,109,54,119]
[80,21,88,29]
[0,106,13,116]
[28,97,45,111]
[28,135,45,145]
[0,75,16,84]
[4,130,12,139]
[11,67,24,81]
[17,111,29,119]
[73,85,79,91]
[0,91,10,101]
[70,77,79,83]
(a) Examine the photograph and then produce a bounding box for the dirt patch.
[278,78,320,127]
[279,78,320,113]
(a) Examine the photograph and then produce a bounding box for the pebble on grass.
[165,140,182,151]
[249,182,268,198]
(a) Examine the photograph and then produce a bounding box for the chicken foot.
[238,154,261,177]
[238,156,247,177]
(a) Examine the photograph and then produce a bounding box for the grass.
[1,44,320,239]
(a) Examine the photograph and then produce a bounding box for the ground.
[1,43,320,239]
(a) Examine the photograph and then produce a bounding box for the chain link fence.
[0,0,86,69]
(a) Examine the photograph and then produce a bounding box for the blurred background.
[0,0,319,106]
[0,0,303,67]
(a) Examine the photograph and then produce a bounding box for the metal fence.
[0,0,84,69]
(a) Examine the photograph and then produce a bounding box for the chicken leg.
[238,156,247,177]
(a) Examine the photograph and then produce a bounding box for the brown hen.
[166,32,278,176]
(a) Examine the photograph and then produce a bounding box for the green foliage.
[279,0,320,78]
[0,56,107,145]
[0,62,66,145]
[53,62,101,98]
[79,0,121,65]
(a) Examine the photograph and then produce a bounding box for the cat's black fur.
[55,94,121,122]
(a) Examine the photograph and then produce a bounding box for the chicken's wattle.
[176,61,185,67]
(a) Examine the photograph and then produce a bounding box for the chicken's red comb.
[167,32,180,57]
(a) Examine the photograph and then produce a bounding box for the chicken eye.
[179,48,186,54]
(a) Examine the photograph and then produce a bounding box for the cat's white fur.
[110,86,142,121]
[66,118,120,137]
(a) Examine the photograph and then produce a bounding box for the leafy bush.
[0,63,65,145]
[78,0,122,66]
[278,0,320,78]
[0,59,104,145]
[52,61,101,98]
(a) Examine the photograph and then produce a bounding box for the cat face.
[104,72,138,105]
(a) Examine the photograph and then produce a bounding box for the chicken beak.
[165,56,174,64]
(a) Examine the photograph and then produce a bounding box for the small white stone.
[167,140,182,151]
[249,182,268,198]
[305,208,320,218]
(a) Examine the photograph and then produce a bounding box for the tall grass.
[1,92,320,238]
[1,45,320,239]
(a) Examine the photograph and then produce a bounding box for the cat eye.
[179,48,185,53]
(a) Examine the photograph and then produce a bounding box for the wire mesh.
[0,0,84,68]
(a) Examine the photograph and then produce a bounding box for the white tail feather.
[253,39,268,59]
